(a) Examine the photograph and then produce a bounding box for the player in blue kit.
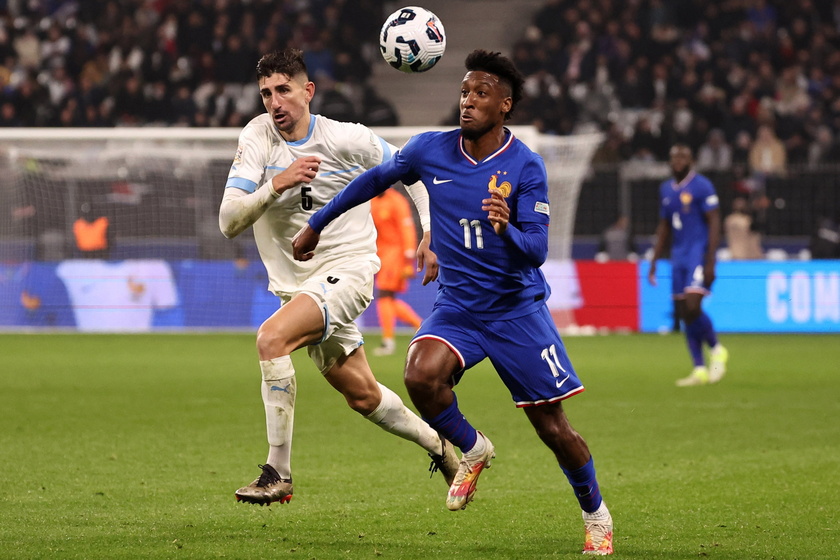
[648,144,729,386]
[293,50,613,556]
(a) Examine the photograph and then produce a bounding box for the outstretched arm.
[292,164,397,261]
[311,165,392,231]
[403,181,430,233]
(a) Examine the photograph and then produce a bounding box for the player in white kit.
[219,49,457,505]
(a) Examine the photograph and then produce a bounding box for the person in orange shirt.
[73,202,111,259]
[370,188,423,356]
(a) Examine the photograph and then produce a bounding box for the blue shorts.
[412,300,584,407]
[671,258,711,297]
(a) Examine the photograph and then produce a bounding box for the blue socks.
[685,311,718,367]
[431,395,604,514]
[424,394,478,453]
[562,457,603,513]
[697,311,719,348]
[684,318,705,366]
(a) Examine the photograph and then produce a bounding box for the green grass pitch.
[1,333,838,559]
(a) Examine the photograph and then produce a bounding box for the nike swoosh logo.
[555,374,571,389]
[432,177,453,184]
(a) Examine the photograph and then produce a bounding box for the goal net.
[0,127,601,331]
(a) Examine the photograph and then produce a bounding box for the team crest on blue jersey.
[680,191,692,212]
[488,170,511,197]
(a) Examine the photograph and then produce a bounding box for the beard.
[460,120,494,141]
[672,166,690,182]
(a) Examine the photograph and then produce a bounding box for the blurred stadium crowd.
[0,0,390,128]
[1,0,840,168]
[506,0,840,170]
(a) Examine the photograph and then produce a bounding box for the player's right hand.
[647,262,657,286]
[271,156,321,196]
[292,224,319,261]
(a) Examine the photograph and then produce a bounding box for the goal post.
[0,127,601,331]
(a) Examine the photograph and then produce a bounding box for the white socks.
[260,356,296,479]
[463,431,487,458]
[582,500,611,521]
[260,365,439,476]
[365,382,441,454]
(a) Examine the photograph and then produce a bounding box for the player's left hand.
[483,189,509,235]
[292,224,320,261]
[416,231,438,285]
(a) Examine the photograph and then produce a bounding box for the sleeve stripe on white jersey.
[377,135,392,163]
[320,166,361,177]
[263,163,363,177]
[225,177,258,193]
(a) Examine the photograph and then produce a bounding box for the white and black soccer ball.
[379,6,446,73]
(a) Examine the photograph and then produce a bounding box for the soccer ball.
[379,6,446,73]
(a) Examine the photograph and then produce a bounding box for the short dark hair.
[256,48,308,80]
[464,49,524,120]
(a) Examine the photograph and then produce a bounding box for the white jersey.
[225,114,394,295]
[56,259,178,331]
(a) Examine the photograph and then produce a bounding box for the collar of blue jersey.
[459,127,514,165]
[670,169,697,189]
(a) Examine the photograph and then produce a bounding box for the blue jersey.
[658,171,719,264]
[312,129,552,320]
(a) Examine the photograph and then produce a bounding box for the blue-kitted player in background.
[293,49,613,556]
[649,144,729,386]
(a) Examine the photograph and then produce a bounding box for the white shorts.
[280,258,377,374]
